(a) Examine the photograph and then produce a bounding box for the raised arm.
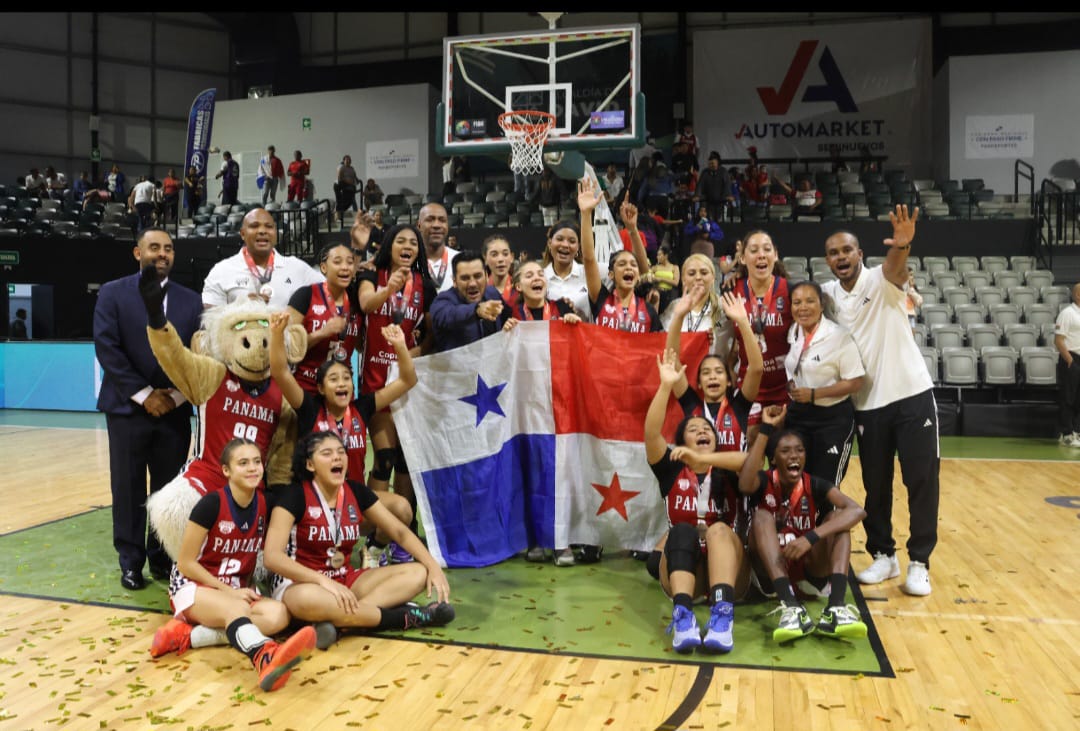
[664,284,705,398]
[645,349,684,465]
[722,291,763,402]
[738,404,786,495]
[268,311,305,410]
[373,324,418,411]
[358,267,408,314]
[882,204,920,287]
[619,199,651,277]
[578,177,604,303]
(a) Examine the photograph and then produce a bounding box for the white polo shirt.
[783,316,866,407]
[132,180,156,205]
[544,261,592,321]
[821,264,932,411]
[426,246,459,294]
[202,249,325,310]
[1054,302,1080,353]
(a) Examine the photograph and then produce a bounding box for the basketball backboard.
[436,24,645,157]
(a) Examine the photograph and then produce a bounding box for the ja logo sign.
[757,41,857,115]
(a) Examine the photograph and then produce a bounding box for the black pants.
[786,399,856,486]
[1057,355,1080,436]
[854,389,940,566]
[106,408,191,572]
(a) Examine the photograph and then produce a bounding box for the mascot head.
[194,298,306,380]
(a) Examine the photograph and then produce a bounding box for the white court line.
[877,609,1080,627]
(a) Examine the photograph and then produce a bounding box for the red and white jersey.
[664,465,741,532]
[292,283,362,394]
[361,269,428,393]
[184,374,284,495]
[750,469,833,540]
[169,488,266,598]
[283,480,376,580]
[732,276,792,402]
[590,284,661,333]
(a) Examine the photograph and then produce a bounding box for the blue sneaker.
[665,605,702,654]
[702,601,734,653]
[388,541,414,564]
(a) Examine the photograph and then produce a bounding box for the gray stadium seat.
[1025,270,1054,290]
[952,256,979,274]
[932,271,960,289]
[1010,256,1035,273]
[912,323,928,347]
[993,270,1022,289]
[941,347,979,385]
[980,256,1008,275]
[1041,286,1071,309]
[954,303,987,327]
[989,303,1022,328]
[965,323,1001,350]
[919,284,941,306]
[1024,303,1057,328]
[930,323,964,349]
[1004,323,1040,350]
[1007,286,1038,307]
[921,304,952,326]
[923,256,950,275]
[974,286,1005,307]
[981,346,1018,385]
[961,270,991,290]
[942,286,973,307]
[1021,346,1058,385]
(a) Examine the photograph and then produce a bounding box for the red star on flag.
[591,473,641,521]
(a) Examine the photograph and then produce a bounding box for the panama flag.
[392,321,708,568]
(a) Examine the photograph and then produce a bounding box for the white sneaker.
[1068,433,1080,448]
[901,561,931,596]
[856,553,900,585]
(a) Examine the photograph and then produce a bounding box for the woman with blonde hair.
[662,252,727,357]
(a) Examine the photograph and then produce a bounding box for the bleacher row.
[765,170,1031,223]
[0,185,127,239]
[784,253,1065,389]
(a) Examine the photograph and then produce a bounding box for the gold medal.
[330,548,345,569]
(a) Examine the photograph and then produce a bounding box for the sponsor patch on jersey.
[351,417,362,432]
[677,478,691,491]
[226,380,241,392]
[317,420,329,430]
[312,304,326,316]
[800,496,809,512]
[257,515,265,534]
[722,413,733,428]
[765,493,777,508]
[604,304,616,314]
[347,504,359,522]
[219,520,235,535]
[308,506,322,520]
[776,296,784,311]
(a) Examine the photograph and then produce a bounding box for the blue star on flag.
[459,374,507,426]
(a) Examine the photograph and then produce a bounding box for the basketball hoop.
[498,110,556,177]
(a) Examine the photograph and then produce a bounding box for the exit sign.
[0,251,18,265]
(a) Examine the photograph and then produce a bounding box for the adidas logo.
[923,419,933,427]
[826,445,839,455]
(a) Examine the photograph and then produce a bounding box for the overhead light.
[248,85,273,99]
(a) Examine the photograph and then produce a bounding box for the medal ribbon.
[319,402,355,443]
[743,275,778,335]
[384,269,416,322]
[792,321,819,378]
[522,300,556,321]
[616,292,640,331]
[242,248,275,285]
[309,480,346,550]
[428,248,449,288]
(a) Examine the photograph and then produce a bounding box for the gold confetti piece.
[646,686,658,692]
[1001,698,1018,704]
[437,709,452,714]
[719,723,731,728]
[954,714,971,719]
[817,704,830,711]
[930,706,945,712]
[854,673,865,680]
[874,716,891,722]
[896,667,915,673]
[706,703,722,707]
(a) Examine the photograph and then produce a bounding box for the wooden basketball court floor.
[1,410,1078,730]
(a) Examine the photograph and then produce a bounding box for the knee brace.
[664,522,700,575]
[371,448,396,482]
[645,550,663,580]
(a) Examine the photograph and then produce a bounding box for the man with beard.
[93,227,203,590]
[430,250,507,352]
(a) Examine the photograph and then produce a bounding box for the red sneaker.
[150,618,192,658]
[253,626,317,692]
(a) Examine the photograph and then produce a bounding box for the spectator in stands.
[671,142,699,188]
[859,144,879,175]
[683,204,724,248]
[128,175,157,233]
[776,178,823,220]
[629,134,658,172]
[626,157,653,209]
[162,169,181,224]
[216,151,240,206]
[72,171,92,205]
[259,145,284,205]
[820,207,939,597]
[368,209,387,249]
[650,246,679,313]
[829,144,850,174]
[25,168,48,197]
[184,166,205,220]
[9,308,28,340]
[676,123,700,159]
[335,155,359,225]
[431,250,508,353]
[638,161,676,210]
[537,168,562,227]
[418,202,457,293]
[601,163,624,207]
[1054,283,1080,447]
[450,156,471,190]
[696,153,735,223]
[44,166,67,200]
[287,151,309,202]
[362,178,384,211]
[107,164,127,203]
[740,163,770,208]
[441,157,454,195]
[201,207,325,310]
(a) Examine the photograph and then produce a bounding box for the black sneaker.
[403,602,456,629]
[574,545,603,563]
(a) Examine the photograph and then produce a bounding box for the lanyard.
[686,300,711,333]
[386,270,416,324]
[695,471,713,519]
[318,401,355,442]
[616,292,640,331]
[490,275,514,303]
[316,282,347,318]
[793,321,820,378]
[309,480,345,548]
[428,248,449,288]
[242,249,275,285]
[743,276,778,335]
[771,469,807,521]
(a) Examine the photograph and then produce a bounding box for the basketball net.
[499,111,555,177]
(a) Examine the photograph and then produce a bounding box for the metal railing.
[1035,178,1080,271]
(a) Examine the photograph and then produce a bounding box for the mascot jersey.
[185,373,283,495]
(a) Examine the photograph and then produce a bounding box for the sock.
[827,573,848,608]
[672,593,693,611]
[773,577,798,605]
[710,583,734,605]
[374,605,411,631]
[225,617,270,661]
[190,625,229,649]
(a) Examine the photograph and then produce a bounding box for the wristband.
[805,530,820,546]
[758,423,776,439]
[894,245,910,251]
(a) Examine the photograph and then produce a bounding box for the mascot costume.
[137,266,308,560]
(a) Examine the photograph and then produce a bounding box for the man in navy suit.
[94,227,202,590]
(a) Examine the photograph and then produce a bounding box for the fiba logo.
[454,120,471,138]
